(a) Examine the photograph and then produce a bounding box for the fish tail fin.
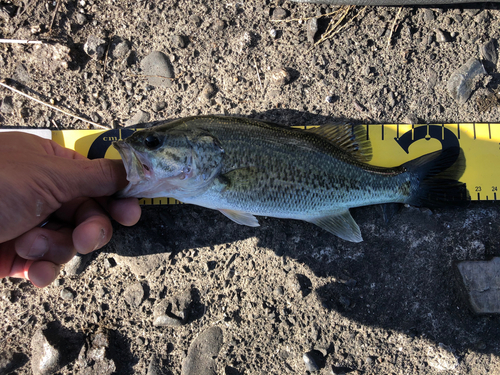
[405,147,470,207]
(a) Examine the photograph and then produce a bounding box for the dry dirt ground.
[1,1,500,374]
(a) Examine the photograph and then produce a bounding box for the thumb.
[51,158,129,201]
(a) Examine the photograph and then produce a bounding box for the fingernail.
[93,228,107,251]
[29,235,49,258]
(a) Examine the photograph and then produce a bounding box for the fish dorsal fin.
[309,210,363,242]
[306,124,372,163]
[219,209,260,227]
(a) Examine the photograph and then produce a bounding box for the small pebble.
[435,29,451,43]
[0,96,14,114]
[153,101,167,112]
[480,39,498,66]
[269,68,291,86]
[60,288,74,300]
[307,18,318,44]
[189,14,201,27]
[200,83,216,101]
[303,352,320,372]
[0,351,25,374]
[110,39,130,60]
[447,58,486,104]
[83,35,107,60]
[125,110,150,126]
[103,258,115,268]
[214,19,225,31]
[325,95,334,103]
[404,113,419,125]
[272,7,287,20]
[172,34,187,49]
[123,282,145,308]
[421,8,434,22]
[75,13,87,25]
[339,295,350,308]
[387,92,396,108]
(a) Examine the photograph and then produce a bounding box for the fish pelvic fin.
[219,209,260,227]
[309,210,363,243]
[405,147,470,207]
[306,124,372,163]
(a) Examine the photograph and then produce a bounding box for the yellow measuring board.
[45,123,500,203]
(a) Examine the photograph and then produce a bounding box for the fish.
[113,115,469,242]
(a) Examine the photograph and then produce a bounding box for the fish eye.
[144,135,161,149]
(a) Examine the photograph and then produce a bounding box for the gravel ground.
[1,1,500,374]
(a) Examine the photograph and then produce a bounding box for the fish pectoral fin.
[219,209,260,227]
[306,124,372,163]
[309,210,363,243]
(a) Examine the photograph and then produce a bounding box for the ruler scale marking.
[12,123,499,204]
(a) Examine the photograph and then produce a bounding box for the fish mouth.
[113,141,154,184]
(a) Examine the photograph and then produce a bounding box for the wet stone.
[125,110,150,126]
[455,257,500,314]
[140,51,174,88]
[181,326,223,375]
[83,35,107,60]
[447,58,486,104]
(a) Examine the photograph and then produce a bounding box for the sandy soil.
[1,1,500,374]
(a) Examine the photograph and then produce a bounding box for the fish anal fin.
[380,203,402,224]
[219,209,260,227]
[306,124,372,162]
[309,210,363,242]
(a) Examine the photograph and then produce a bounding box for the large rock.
[140,51,174,88]
[181,326,223,375]
[456,257,500,314]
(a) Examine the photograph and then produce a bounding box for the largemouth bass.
[113,116,468,242]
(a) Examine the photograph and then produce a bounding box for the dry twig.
[0,81,110,129]
[387,7,403,48]
[0,39,42,44]
[311,6,367,51]
[48,0,62,32]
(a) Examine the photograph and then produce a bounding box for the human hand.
[0,132,141,287]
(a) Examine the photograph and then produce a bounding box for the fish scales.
[174,117,410,217]
[114,115,468,242]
